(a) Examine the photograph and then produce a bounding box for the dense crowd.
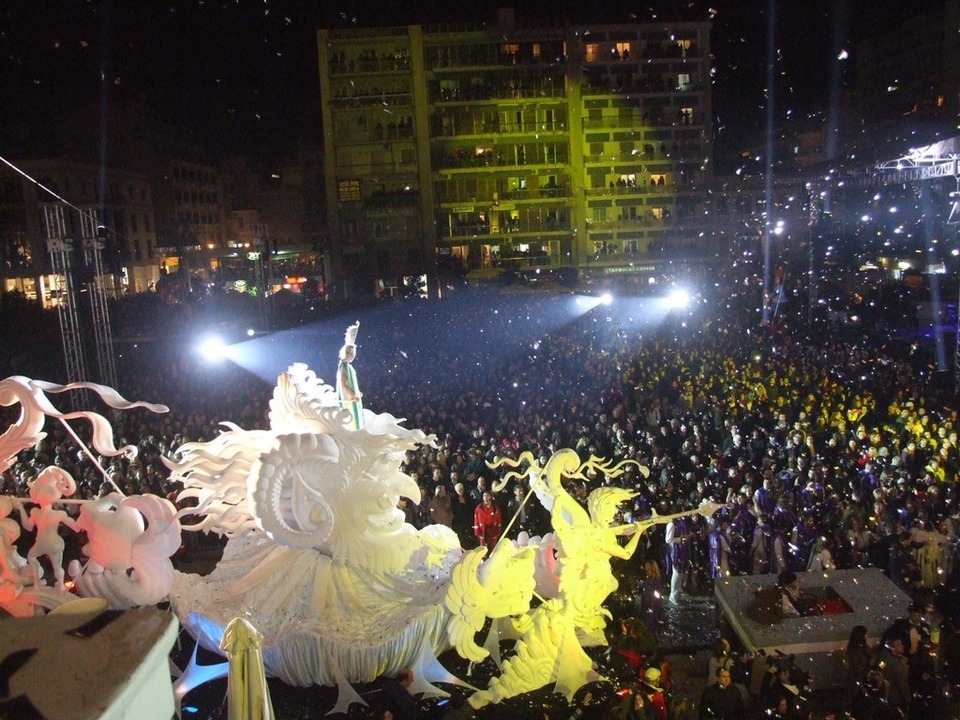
[1,279,959,719]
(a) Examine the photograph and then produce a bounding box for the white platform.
[714,568,911,690]
[0,608,179,720]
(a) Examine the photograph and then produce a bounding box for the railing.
[502,187,570,200]
[432,85,565,103]
[585,216,671,229]
[434,187,571,204]
[582,115,700,130]
[329,57,412,74]
[493,253,554,268]
[330,91,413,109]
[428,55,563,71]
[584,183,677,196]
[581,79,700,96]
[435,152,569,170]
[432,120,567,137]
[437,220,571,238]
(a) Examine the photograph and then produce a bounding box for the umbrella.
[220,617,276,720]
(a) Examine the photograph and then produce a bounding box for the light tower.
[42,203,89,405]
[41,203,118,398]
[79,208,118,391]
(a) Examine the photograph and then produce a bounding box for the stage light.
[197,335,229,363]
[600,292,613,305]
[667,288,690,309]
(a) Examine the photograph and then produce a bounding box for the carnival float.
[0,325,719,715]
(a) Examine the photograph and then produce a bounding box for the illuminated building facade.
[0,159,161,302]
[318,13,712,294]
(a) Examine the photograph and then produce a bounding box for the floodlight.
[667,288,690,309]
[197,336,229,362]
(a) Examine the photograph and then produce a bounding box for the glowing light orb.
[667,288,690,309]
[197,336,229,362]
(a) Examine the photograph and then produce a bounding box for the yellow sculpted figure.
[464,450,648,707]
[455,449,719,708]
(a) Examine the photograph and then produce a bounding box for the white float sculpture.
[0,329,719,711]
[0,376,178,617]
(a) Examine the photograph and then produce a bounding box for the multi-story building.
[0,159,160,302]
[153,158,226,253]
[318,12,713,295]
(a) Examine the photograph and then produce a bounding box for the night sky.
[0,0,947,166]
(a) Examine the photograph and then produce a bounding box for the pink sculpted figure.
[18,467,78,589]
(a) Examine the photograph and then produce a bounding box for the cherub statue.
[18,467,79,589]
[337,321,363,430]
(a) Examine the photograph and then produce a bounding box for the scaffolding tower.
[78,209,118,391]
[42,203,89,405]
[42,203,118,399]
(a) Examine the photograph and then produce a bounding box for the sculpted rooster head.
[173,364,433,575]
[248,430,424,573]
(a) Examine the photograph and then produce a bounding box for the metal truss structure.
[41,203,117,401]
[867,146,960,386]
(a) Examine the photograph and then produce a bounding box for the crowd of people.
[0,277,959,719]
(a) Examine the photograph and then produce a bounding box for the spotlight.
[197,335,229,362]
[599,292,613,305]
[667,288,690,309]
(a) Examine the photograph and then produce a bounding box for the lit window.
[585,44,599,62]
[532,43,541,58]
[678,73,691,91]
[616,42,631,58]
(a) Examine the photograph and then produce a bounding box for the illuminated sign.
[603,265,656,274]
[338,179,362,203]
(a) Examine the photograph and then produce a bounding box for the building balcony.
[433,187,571,205]
[582,242,714,267]
[328,57,412,75]
[431,85,565,104]
[584,216,674,230]
[581,115,701,130]
[435,153,569,171]
[430,120,567,138]
[437,220,571,238]
[585,180,689,195]
[427,55,564,72]
[493,252,555,269]
[330,91,413,109]
[581,45,702,65]
[581,80,702,96]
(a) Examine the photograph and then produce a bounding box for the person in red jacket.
[473,491,503,550]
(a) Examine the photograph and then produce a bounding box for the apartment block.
[318,13,712,293]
